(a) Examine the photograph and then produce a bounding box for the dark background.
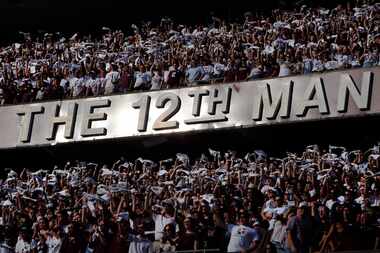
[0,0,351,44]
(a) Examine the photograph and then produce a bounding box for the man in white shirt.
[85,71,102,96]
[152,204,176,253]
[278,59,291,77]
[128,224,153,253]
[69,71,84,98]
[186,61,204,85]
[0,240,13,253]
[15,228,31,253]
[43,227,62,253]
[150,71,162,90]
[213,61,225,78]
[35,86,45,101]
[104,64,120,95]
[312,57,325,72]
[59,77,70,95]
[134,65,151,90]
[201,60,214,83]
[227,212,260,253]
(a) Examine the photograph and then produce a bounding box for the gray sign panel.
[0,67,379,149]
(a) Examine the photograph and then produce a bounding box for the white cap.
[337,196,345,205]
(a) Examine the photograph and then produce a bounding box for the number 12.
[132,93,181,132]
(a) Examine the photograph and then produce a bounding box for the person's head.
[223,211,230,223]
[90,70,96,79]
[139,64,146,72]
[297,205,307,217]
[37,215,45,226]
[359,185,366,196]
[75,69,81,78]
[52,77,60,87]
[238,211,249,225]
[47,208,54,220]
[164,204,174,216]
[111,63,118,72]
[252,220,261,229]
[67,223,74,235]
[183,217,193,231]
[265,208,274,220]
[164,223,175,237]
[52,225,60,237]
[19,227,29,241]
[267,189,275,199]
[275,196,283,207]
[201,203,209,215]
[56,210,63,223]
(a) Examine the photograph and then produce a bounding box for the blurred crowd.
[1,144,380,253]
[0,1,380,105]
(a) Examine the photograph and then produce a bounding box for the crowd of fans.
[0,1,379,105]
[1,144,380,253]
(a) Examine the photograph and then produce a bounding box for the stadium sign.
[0,67,378,149]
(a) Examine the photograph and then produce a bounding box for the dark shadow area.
[0,0,358,45]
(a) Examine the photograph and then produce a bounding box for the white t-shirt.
[104,71,120,95]
[128,235,153,253]
[213,63,225,76]
[324,61,339,70]
[35,89,45,100]
[227,224,260,253]
[201,65,214,81]
[70,77,85,97]
[46,236,62,253]
[278,62,291,77]
[150,72,162,90]
[334,54,345,67]
[15,237,31,253]
[163,70,170,83]
[60,78,69,88]
[370,195,380,207]
[86,78,102,95]
[312,59,324,72]
[153,214,175,240]
[264,199,276,209]
[0,242,13,253]
[351,57,361,67]
[271,220,287,245]
[134,72,151,89]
